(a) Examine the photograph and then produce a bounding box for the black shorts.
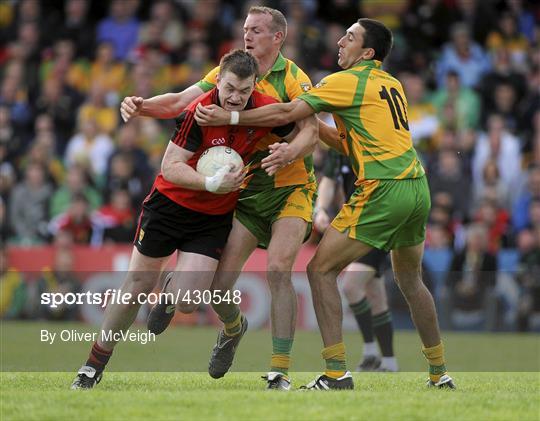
[355,248,389,277]
[134,189,233,260]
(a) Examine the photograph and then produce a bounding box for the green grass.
[1,372,538,420]
[1,322,539,420]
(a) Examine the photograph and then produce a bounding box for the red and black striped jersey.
[152,88,294,215]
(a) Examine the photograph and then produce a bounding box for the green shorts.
[235,182,317,249]
[331,176,430,251]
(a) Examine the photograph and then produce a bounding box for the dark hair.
[219,49,259,80]
[357,18,393,61]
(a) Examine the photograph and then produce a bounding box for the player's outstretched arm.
[161,142,244,194]
[261,114,318,176]
[195,99,315,128]
[120,85,205,122]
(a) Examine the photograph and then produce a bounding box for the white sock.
[363,342,378,356]
[380,357,398,371]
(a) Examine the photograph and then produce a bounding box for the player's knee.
[126,273,156,296]
[176,302,199,314]
[267,261,293,286]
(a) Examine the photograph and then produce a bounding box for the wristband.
[204,165,231,192]
[205,176,219,192]
[229,111,240,125]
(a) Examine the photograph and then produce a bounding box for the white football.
[196,146,244,176]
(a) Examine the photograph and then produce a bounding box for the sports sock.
[86,341,112,373]
[363,341,378,356]
[349,298,374,344]
[322,342,347,379]
[380,356,398,371]
[422,342,447,383]
[372,310,394,357]
[270,337,293,376]
[218,306,243,337]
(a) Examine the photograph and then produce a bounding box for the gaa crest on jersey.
[315,79,327,89]
[300,82,311,92]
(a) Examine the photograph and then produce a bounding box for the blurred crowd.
[1,0,539,330]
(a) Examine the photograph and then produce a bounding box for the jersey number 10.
[379,86,409,131]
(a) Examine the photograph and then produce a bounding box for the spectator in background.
[479,48,527,126]
[174,42,215,89]
[34,77,82,151]
[473,160,512,212]
[77,82,119,136]
[0,104,23,163]
[65,118,114,184]
[429,149,471,221]
[57,0,95,60]
[0,247,27,319]
[96,187,136,244]
[515,227,540,331]
[445,224,499,330]
[512,166,540,234]
[96,0,140,61]
[431,70,480,132]
[89,42,126,99]
[472,114,523,203]
[39,247,81,320]
[104,152,146,206]
[49,165,101,218]
[436,23,491,89]
[474,200,510,253]
[49,193,96,245]
[483,82,520,134]
[8,162,52,245]
[21,139,64,187]
[486,11,529,69]
[39,39,88,94]
[138,0,184,52]
[400,72,438,151]
[107,123,152,182]
[0,63,33,136]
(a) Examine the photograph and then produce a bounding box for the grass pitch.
[1,372,538,420]
[1,322,539,420]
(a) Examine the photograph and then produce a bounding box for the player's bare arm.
[261,114,318,176]
[195,98,315,128]
[161,141,244,194]
[121,85,205,122]
[313,176,336,233]
[318,120,346,155]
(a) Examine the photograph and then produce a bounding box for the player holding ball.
[71,50,304,389]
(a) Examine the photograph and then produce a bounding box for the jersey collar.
[350,59,382,69]
[257,52,287,82]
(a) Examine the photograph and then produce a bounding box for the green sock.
[270,337,293,375]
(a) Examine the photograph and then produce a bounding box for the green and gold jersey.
[196,53,315,190]
[299,60,425,182]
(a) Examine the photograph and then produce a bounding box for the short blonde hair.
[248,6,287,40]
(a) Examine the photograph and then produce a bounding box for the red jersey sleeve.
[170,111,203,152]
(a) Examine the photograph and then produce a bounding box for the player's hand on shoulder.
[195,103,229,126]
[120,96,144,122]
[215,164,246,194]
[261,142,294,176]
